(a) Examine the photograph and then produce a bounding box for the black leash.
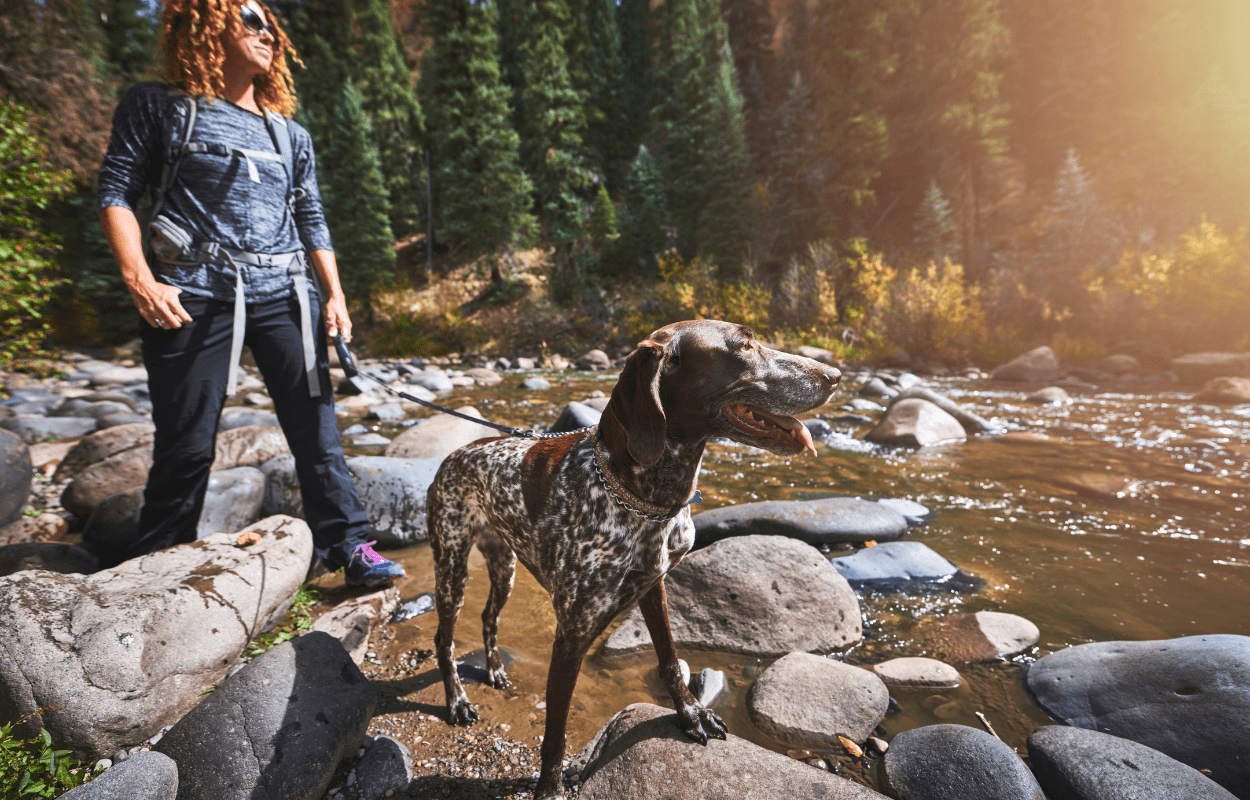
[334,335,576,440]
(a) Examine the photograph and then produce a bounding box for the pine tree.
[97,0,157,83]
[585,0,631,193]
[320,82,395,318]
[419,0,536,283]
[616,0,653,163]
[770,71,820,260]
[496,0,526,126]
[615,145,667,276]
[912,180,958,265]
[653,0,752,268]
[517,0,592,263]
[589,182,617,249]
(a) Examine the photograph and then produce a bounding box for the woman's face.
[222,0,275,80]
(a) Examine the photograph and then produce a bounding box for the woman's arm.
[100,205,193,329]
[308,249,353,342]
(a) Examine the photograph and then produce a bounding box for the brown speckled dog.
[424,320,841,800]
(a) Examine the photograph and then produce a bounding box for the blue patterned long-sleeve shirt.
[98,82,333,303]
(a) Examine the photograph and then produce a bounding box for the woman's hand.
[325,292,352,342]
[100,206,193,330]
[308,249,353,342]
[130,279,193,329]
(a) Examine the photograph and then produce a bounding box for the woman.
[97,0,404,587]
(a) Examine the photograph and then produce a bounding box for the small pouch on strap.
[289,254,321,398]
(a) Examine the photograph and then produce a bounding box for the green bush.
[0,716,90,798]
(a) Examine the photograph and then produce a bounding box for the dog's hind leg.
[477,531,516,690]
[429,490,479,726]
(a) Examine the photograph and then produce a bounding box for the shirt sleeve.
[290,120,334,253]
[98,83,166,212]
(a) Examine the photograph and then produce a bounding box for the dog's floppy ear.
[609,339,666,466]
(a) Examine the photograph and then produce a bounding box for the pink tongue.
[792,418,817,457]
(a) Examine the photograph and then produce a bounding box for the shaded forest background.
[2,0,1248,370]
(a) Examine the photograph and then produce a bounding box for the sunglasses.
[240,5,275,37]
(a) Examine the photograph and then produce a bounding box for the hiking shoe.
[344,540,406,588]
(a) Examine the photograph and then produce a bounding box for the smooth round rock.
[1,416,98,443]
[550,401,602,434]
[196,467,265,538]
[385,407,498,460]
[219,407,281,431]
[1194,376,1250,405]
[1028,725,1237,800]
[519,377,551,390]
[259,455,301,519]
[58,750,178,800]
[405,369,454,393]
[0,542,98,577]
[865,399,966,447]
[55,423,155,482]
[927,611,1039,662]
[573,349,612,370]
[0,429,32,526]
[89,366,148,386]
[693,497,909,546]
[464,367,501,385]
[83,485,145,550]
[366,403,406,421]
[346,456,443,546]
[1025,635,1250,796]
[859,377,898,399]
[0,512,68,546]
[1026,386,1072,406]
[1099,354,1141,375]
[991,346,1063,382]
[829,542,960,590]
[747,651,890,749]
[62,446,153,516]
[880,724,1045,800]
[870,657,961,689]
[875,498,935,526]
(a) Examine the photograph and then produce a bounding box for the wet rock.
[62,446,153,516]
[859,377,898,399]
[97,411,152,429]
[875,498,935,526]
[574,349,612,370]
[891,387,995,434]
[0,430,31,526]
[218,407,281,431]
[259,455,301,519]
[869,657,961,689]
[990,346,1063,382]
[346,456,442,546]
[385,407,498,460]
[0,542,98,576]
[0,512,68,546]
[337,375,374,395]
[798,345,837,366]
[747,651,890,749]
[578,703,888,800]
[73,359,117,375]
[0,415,98,443]
[405,369,454,393]
[692,497,909,546]
[1026,386,1073,406]
[880,724,1045,800]
[603,535,861,658]
[154,632,375,800]
[803,419,833,440]
[1028,725,1236,800]
[352,433,392,448]
[58,750,178,800]
[367,403,406,421]
[211,425,290,471]
[8,399,59,415]
[354,734,413,800]
[341,423,368,437]
[1193,376,1250,405]
[389,592,435,623]
[0,515,313,758]
[519,376,551,390]
[692,668,726,707]
[89,366,149,386]
[896,372,924,390]
[196,467,265,538]
[865,399,967,447]
[464,367,502,386]
[830,542,961,591]
[1099,354,1142,375]
[1024,634,1250,796]
[54,423,155,482]
[56,400,133,420]
[927,611,1039,662]
[1171,352,1250,383]
[311,585,400,665]
[583,394,611,412]
[551,400,602,434]
[846,398,884,412]
[83,485,145,550]
[28,440,76,475]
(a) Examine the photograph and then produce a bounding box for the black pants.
[127,291,371,569]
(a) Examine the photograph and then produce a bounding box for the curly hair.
[159,0,302,118]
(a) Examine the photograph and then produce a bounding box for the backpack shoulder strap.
[264,110,295,186]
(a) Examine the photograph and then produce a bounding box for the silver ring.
[154,319,164,326]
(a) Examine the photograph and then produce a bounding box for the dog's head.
[606,320,841,466]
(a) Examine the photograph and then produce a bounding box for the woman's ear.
[607,340,666,466]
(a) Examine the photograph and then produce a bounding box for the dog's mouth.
[721,402,816,456]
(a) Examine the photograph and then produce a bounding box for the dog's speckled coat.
[423,320,841,800]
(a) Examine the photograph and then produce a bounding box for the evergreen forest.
[2,0,1249,369]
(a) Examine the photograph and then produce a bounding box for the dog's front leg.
[638,578,728,744]
[534,632,588,800]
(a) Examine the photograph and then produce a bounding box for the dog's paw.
[448,696,479,726]
[486,667,511,690]
[678,704,728,745]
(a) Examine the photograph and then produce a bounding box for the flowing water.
[352,371,1250,766]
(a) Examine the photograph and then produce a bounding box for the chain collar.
[592,436,702,522]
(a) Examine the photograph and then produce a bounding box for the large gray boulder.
[62,446,153,516]
[746,651,889,748]
[195,466,265,539]
[991,346,1063,382]
[59,750,178,800]
[354,735,413,800]
[880,724,1046,800]
[1025,635,1250,796]
[0,542,97,577]
[83,485,145,550]
[346,456,442,546]
[829,541,961,591]
[890,386,996,434]
[869,657,961,689]
[55,423,154,482]
[0,415,98,443]
[1028,725,1237,800]
[384,407,500,459]
[0,515,313,759]
[211,425,290,471]
[866,399,967,447]
[927,610,1039,662]
[551,401,602,434]
[154,632,375,800]
[578,703,888,800]
[692,497,909,546]
[310,585,400,665]
[0,429,31,526]
[603,535,861,658]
